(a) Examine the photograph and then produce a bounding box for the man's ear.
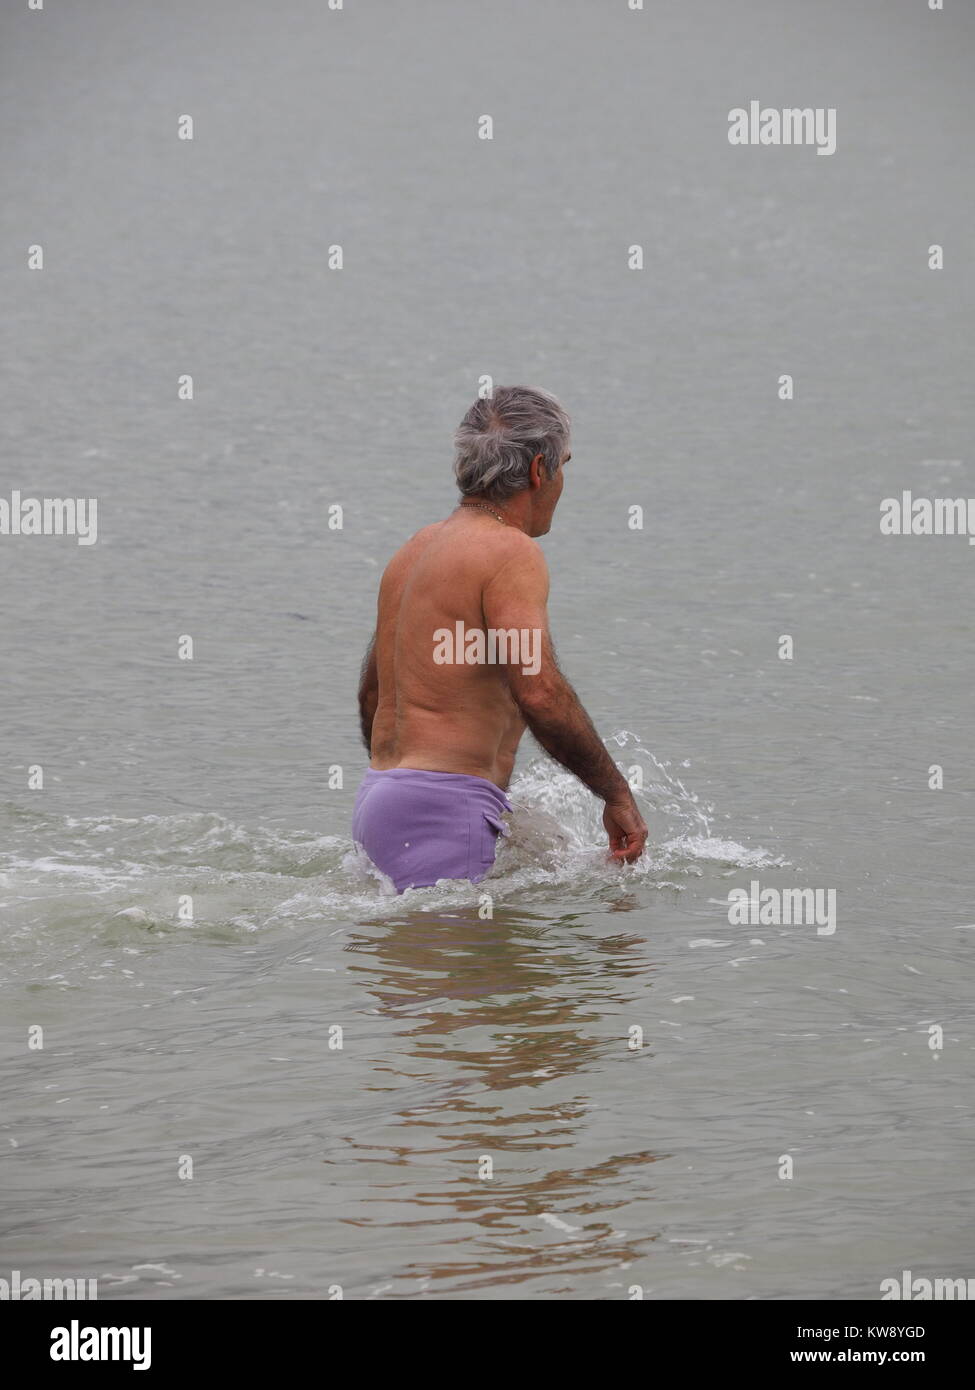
[528,452,545,489]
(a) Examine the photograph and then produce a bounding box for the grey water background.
[1,0,973,1300]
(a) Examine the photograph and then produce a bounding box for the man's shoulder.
[483,529,547,594]
[405,520,447,548]
[492,526,545,563]
[384,518,543,585]
[383,521,445,572]
[453,522,545,580]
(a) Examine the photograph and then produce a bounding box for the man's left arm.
[358,633,378,753]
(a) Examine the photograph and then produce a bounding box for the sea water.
[1,0,973,1300]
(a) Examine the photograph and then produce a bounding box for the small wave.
[0,733,779,960]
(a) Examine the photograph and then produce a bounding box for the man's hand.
[602,792,648,864]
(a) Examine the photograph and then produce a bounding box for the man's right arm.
[482,538,648,863]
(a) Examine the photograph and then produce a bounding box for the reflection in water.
[338,904,669,1292]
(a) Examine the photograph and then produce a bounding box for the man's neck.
[459,493,533,534]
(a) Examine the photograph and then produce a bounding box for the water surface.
[1,0,973,1299]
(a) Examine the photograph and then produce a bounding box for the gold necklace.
[459,501,507,526]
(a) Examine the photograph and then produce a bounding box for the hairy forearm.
[516,675,630,803]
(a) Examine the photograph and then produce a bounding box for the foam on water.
[0,733,781,971]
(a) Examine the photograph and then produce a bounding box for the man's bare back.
[367,511,532,789]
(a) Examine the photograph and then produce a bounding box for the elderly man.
[354,385,648,893]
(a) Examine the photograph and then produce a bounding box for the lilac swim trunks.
[352,767,512,894]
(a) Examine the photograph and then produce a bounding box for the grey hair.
[453,385,571,502]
